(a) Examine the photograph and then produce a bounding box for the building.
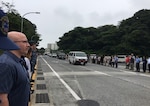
[47,43,59,52]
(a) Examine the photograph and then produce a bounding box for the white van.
[68,51,88,65]
[117,55,126,63]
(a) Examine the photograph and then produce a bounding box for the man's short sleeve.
[0,63,13,93]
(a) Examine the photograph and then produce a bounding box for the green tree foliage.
[7,12,40,43]
[57,9,150,56]
[37,47,45,55]
[118,9,150,56]
[1,1,41,44]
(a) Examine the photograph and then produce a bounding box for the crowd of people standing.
[125,54,150,73]
[90,54,119,68]
[89,53,150,73]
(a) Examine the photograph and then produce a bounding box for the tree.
[57,9,150,56]
[37,47,45,55]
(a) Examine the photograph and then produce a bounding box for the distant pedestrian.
[103,56,107,66]
[114,55,118,68]
[125,55,130,69]
[135,56,140,72]
[142,56,147,73]
[111,56,115,67]
[147,56,150,73]
[29,40,37,82]
[97,56,100,64]
[109,56,112,66]
[100,55,104,65]
[130,54,135,70]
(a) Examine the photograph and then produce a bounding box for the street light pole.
[31,35,37,41]
[21,12,40,32]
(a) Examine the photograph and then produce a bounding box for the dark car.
[57,52,66,59]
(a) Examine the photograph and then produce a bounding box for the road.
[34,55,150,106]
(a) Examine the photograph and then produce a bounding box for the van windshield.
[76,53,87,57]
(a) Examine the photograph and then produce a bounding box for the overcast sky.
[3,0,150,48]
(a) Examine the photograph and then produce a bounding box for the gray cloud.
[129,0,150,9]
[4,0,150,48]
[54,7,84,25]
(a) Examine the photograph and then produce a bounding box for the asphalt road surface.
[37,55,150,106]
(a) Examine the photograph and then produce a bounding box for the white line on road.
[44,71,110,76]
[80,66,112,76]
[41,57,81,100]
[120,70,150,78]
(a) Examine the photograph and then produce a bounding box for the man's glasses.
[14,40,29,43]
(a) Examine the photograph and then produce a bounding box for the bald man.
[0,31,30,106]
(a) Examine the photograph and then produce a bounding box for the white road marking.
[44,71,109,76]
[41,57,81,100]
[120,70,150,78]
[80,66,111,76]
[94,71,112,76]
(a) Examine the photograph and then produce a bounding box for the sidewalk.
[29,59,53,106]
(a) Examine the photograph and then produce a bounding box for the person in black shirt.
[142,56,147,73]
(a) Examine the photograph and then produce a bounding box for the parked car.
[68,51,88,65]
[51,53,57,58]
[57,52,66,59]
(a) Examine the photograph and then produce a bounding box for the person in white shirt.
[24,48,32,80]
[147,57,150,73]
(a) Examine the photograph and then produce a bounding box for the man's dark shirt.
[130,57,134,63]
[0,51,30,106]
